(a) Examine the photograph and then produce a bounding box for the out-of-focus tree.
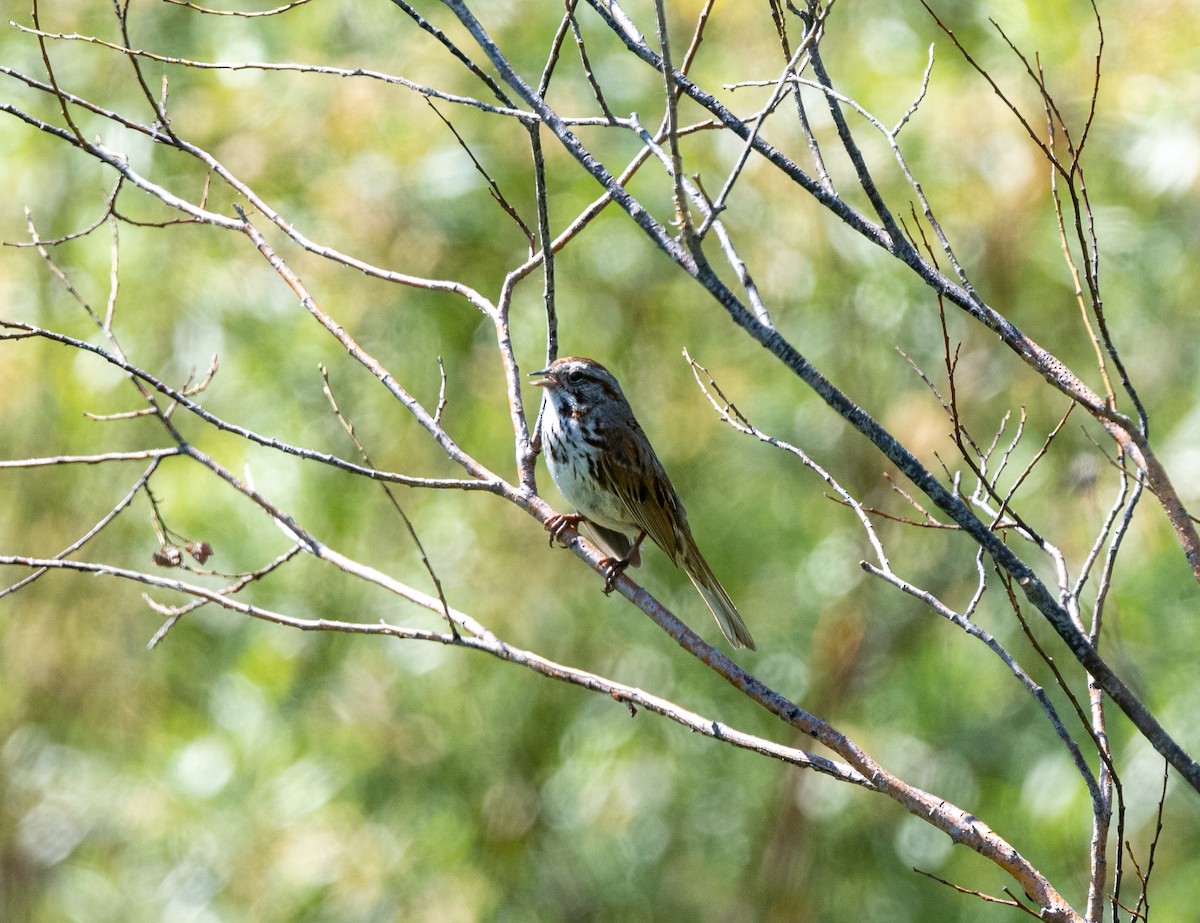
[3,2,1200,920]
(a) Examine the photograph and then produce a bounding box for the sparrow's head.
[529,356,628,411]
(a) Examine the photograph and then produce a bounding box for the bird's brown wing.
[600,419,690,566]
[601,420,755,649]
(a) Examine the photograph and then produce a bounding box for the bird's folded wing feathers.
[604,422,687,563]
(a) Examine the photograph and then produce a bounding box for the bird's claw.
[600,556,630,594]
[545,512,586,547]
[544,514,631,594]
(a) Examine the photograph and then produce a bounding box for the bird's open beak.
[528,368,555,389]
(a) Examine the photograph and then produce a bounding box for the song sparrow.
[531,356,756,650]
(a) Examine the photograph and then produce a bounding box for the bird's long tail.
[685,551,756,651]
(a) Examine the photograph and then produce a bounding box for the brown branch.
[425,98,535,250]
[914,868,1042,919]
[0,321,491,492]
[319,364,458,639]
[161,0,313,15]
[0,552,863,784]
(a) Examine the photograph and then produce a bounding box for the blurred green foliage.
[3,1,1200,921]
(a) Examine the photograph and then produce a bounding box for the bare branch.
[320,364,459,639]
[914,868,1042,919]
[160,0,313,16]
[0,551,862,783]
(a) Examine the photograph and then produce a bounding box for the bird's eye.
[564,369,583,384]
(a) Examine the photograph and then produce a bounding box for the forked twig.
[914,868,1042,919]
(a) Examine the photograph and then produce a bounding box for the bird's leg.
[601,531,647,594]
[545,512,587,547]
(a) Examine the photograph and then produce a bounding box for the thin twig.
[914,868,1042,919]
[0,459,164,599]
[145,544,304,648]
[320,364,459,639]
[161,0,312,16]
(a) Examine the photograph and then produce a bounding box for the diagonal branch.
[0,552,862,784]
[439,0,1200,800]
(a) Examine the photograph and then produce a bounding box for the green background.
[3,1,1200,920]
